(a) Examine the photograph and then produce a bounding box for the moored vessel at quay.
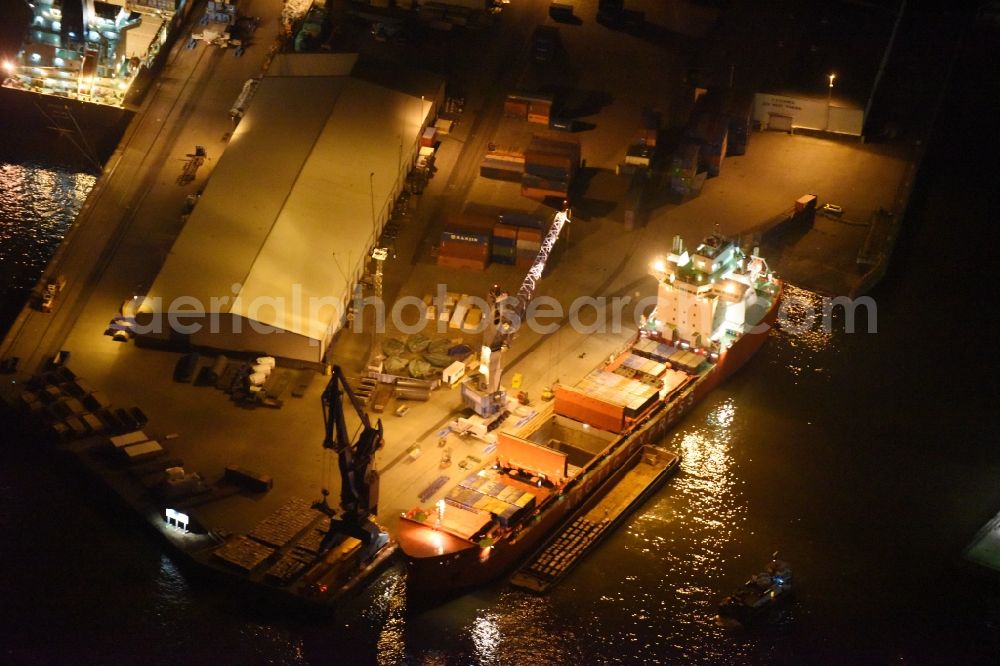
[398,233,783,599]
[1,0,190,167]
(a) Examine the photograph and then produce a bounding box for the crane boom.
[464,208,570,417]
[483,208,571,352]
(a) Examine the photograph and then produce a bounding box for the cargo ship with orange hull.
[398,233,782,599]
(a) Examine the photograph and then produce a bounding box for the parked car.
[821,203,843,217]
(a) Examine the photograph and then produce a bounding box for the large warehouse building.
[139,54,443,363]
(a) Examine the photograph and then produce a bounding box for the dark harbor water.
[2,19,999,666]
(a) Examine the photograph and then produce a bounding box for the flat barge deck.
[510,445,679,593]
[5,366,396,612]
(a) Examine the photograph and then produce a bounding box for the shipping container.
[504,98,529,119]
[795,194,818,213]
[480,164,522,182]
[440,241,490,259]
[437,254,488,270]
[493,223,518,240]
[498,212,544,229]
[524,162,571,181]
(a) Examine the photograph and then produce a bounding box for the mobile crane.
[460,207,571,418]
[313,365,390,561]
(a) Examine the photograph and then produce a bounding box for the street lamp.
[825,73,836,131]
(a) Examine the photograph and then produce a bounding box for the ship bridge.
[649,235,761,349]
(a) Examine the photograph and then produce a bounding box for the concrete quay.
[1,0,922,598]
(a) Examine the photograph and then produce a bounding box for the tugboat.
[716,553,793,627]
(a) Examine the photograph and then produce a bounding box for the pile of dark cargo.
[16,364,148,442]
[671,89,753,197]
[437,211,547,270]
[178,352,311,407]
[522,134,580,201]
[212,497,328,584]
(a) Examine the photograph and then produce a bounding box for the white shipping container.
[109,431,149,448]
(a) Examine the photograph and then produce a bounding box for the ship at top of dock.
[0,0,187,166]
[397,231,783,600]
[2,0,178,107]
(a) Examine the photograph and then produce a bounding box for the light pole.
[825,73,836,132]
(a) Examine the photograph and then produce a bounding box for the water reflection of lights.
[471,613,501,663]
[372,569,407,665]
[707,398,735,429]
[0,163,95,298]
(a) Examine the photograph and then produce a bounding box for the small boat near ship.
[716,553,793,627]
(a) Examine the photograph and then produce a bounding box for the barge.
[510,444,679,593]
[398,233,783,598]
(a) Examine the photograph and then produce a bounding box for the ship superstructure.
[647,233,773,354]
[2,0,176,107]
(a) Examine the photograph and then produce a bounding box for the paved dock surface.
[1,0,920,557]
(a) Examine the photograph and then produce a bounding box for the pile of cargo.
[522,134,580,200]
[686,112,729,177]
[682,89,755,180]
[492,213,544,265]
[670,141,701,196]
[446,472,537,528]
[417,0,492,28]
[480,147,524,182]
[617,110,660,177]
[504,92,555,125]
[16,365,149,441]
[492,222,518,265]
[248,497,319,548]
[437,213,494,269]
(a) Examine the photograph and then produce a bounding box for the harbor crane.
[314,365,389,560]
[461,207,572,418]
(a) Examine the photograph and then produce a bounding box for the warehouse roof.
[146,58,438,343]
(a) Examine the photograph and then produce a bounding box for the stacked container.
[480,149,524,182]
[504,93,554,124]
[724,91,753,156]
[686,112,729,177]
[521,134,580,200]
[515,227,542,269]
[492,223,518,265]
[670,141,700,196]
[438,213,494,270]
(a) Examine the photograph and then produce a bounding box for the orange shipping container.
[493,223,519,240]
[553,385,625,433]
[504,99,529,118]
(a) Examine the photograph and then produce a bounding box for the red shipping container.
[420,127,438,148]
[437,254,488,270]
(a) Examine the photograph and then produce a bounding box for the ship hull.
[0,85,133,170]
[402,282,784,600]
